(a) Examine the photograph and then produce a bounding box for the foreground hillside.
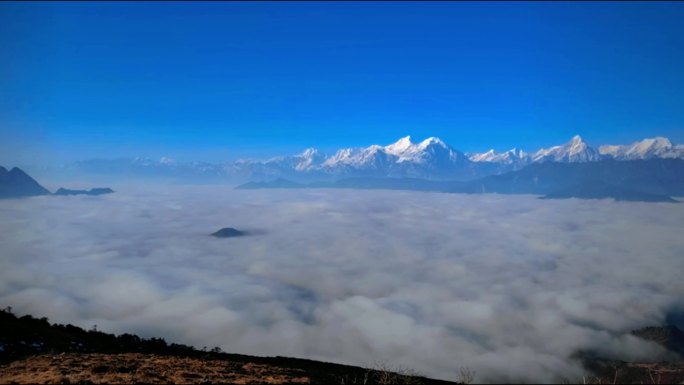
[1,353,313,384]
[0,308,458,384]
[2,307,684,384]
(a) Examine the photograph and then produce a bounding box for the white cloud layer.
[1,187,683,382]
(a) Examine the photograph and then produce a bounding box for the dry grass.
[0,353,310,384]
[372,361,424,384]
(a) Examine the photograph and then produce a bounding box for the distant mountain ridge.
[463,159,684,202]
[599,136,684,160]
[54,187,115,196]
[237,158,684,203]
[0,166,115,199]
[532,135,602,163]
[61,135,684,182]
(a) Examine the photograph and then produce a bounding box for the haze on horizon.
[1,1,684,166]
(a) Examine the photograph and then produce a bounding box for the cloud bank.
[1,187,683,382]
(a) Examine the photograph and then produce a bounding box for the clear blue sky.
[1,1,684,164]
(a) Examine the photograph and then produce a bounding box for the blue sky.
[1,1,684,164]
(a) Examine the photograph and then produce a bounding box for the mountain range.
[59,135,684,182]
[237,158,684,202]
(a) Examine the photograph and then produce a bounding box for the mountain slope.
[317,136,472,179]
[0,167,51,199]
[468,148,530,165]
[456,158,684,201]
[599,137,684,160]
[0,308,458,385]
[532,135,602,163]
[237,159,684,202]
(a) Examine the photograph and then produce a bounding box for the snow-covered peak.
[317,135,467,173]
[629,137,672,152]
[505,148,527,158]
[567,135,590,152]
[294,148,326,171]
[533,135,601,163]
[418,136,448,149]
[390,136,463,164]
[385,136,415,155]
[469,149,497,162]
[599,136,682,160]
[299,148,320,157]
[468,148,530,166]
[298,148,325,162]
[624,137,673,159]
[322,148,356,167]
[570,135,584,144]
[651,136,673,147]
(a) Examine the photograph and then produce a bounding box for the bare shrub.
[371,361,423,385]
[455,366,475,384]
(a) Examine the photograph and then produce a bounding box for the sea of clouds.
[1,186,683,382]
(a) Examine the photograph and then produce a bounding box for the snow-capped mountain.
[384,135,414,156]
[61,134,684,182]
[389,136,471,178]
[382,136,463,163]
[394,136,468,165]
[225,148,328,180]
[321,144,394,172]
[599,137,684,160]
[467,148,530,167]
[261,148,327,171]
[531,135,602,163]
[466,135,604,167]
[316,136,469,178]
[295,148,326,170]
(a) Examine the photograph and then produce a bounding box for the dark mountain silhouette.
[54,187,115,196]
[210,228,246,238]
[458,159,684,198]
[0,167,51,199]
[1,166,117,199]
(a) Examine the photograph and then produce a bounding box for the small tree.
[456,367,475,384]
